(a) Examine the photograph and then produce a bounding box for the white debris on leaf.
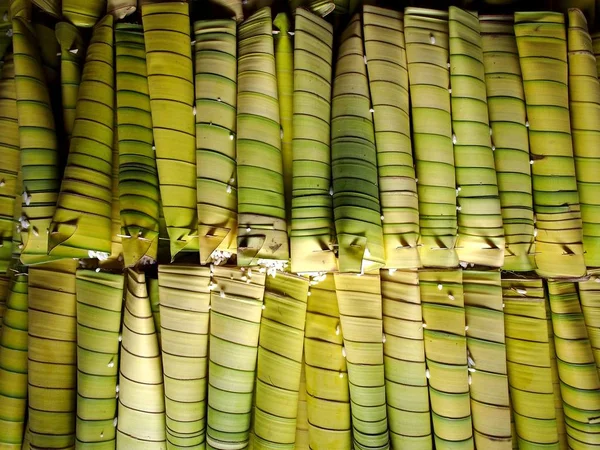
[88,250,110,261]
[299,271,327,286]
[210,250,232,266]
[18,215,29,229]
[467,349,476,370]
[257,259,288,278]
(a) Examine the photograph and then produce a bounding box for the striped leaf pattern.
[463,271,511,449]
[450,7,504,267]
[117,269,166,449]
[12,17,60,265]
[28,260,78,449]
[380,270,432,449]
[420,269,473,449]
[289,8,335,273]
[49,15,115,259]
[62,0,106,28]
[295,362,309,449]
[515,11,586,278]
[364,6,420,270]
[115,23,160,266]
[142,1,198,259]
[303,274,351,449]
[75,271,124,449]
[0,276,8,329]
[274,12,294,222]
[404,8,458,268]
[158,265,211,449]
[55,22,85,143]
[252,272,309,447]
[578,274,600,373]
[236,7,289,266]
[107,108,123,264]
[193,19,238,263]
[480,15,535,272]
[148,276,161,347]
[593,31,600,76]
[547,281,600,449]
[0,275,28,448]
[0,53,19,272]
[332,14,384,273]
[334,273,389,449]
[206,266,266,449]
[567,9,600,267]
[502,277,560,449]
